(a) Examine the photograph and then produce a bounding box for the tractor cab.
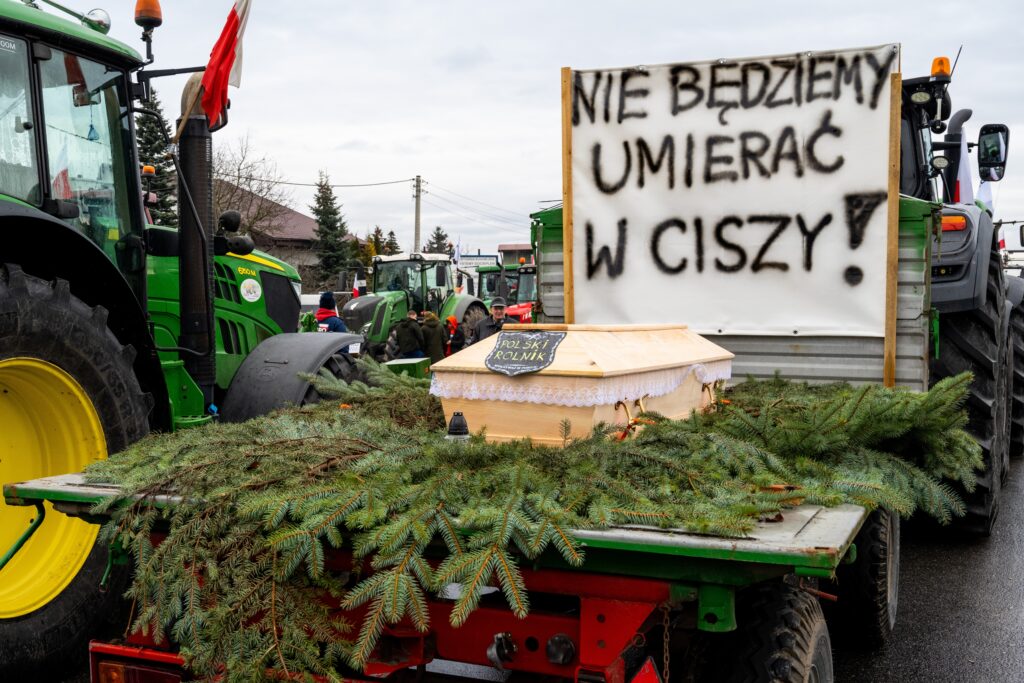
[374,253,454,316]
[0,12,146,293]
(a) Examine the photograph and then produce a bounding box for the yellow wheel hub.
[0,358,106,618]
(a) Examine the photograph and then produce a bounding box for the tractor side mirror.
[978,124,1009,182]
[218,209,242,233]
[436,267,447,287]
[215,233,255,256]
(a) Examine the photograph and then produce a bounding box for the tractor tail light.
[97,662,126,683]
[942,215,967,232]
[97,661,181,683]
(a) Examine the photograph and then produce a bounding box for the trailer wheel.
[929,249,1008,536]
[694,582,833,683]
[0,264,148,678]
[825,507,899,648]
[1008,301,1024,458]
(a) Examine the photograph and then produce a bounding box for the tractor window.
[0,34,40,205]
[38,48,136,259]
[480,272,501,299]
[376,261,418,292]
[518,271,537,303]
[504,271,519,304]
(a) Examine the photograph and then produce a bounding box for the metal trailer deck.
[3,474,868,682]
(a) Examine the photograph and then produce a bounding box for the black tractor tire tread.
[1009,302,1024,458]
[0,264,150,679]
[929,249,1007,536]
[695,581,833,683]
[301,352,363,405]
[825,507,899,649]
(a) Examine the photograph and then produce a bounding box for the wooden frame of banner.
[560,66,576,324]
[883,72,903,387]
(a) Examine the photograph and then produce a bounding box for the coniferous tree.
[384,230,401,255]
[370,226,386,255]
[311,171,349,280]
[358,232,377,267]
[135,90,177,227]
[423,225,451,254]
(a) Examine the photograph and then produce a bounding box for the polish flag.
[977,181,995,214]
[954,135,974,205]
[352,273,366,298]
[51,143,72,200]
[200,0,252,129]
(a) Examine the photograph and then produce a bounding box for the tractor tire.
[825,507,899,649]
[462,303,487,343]
[0,264,150,679]
[1009,300,1024,459]
[929,250,1008,536]
[303,351,363,404]
[694,581,833,683]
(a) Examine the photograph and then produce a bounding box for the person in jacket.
[445,315,466,356]
[394,309,425,358]
[472,297,506,344]
[421,311,448,364]
[315,292,347,332]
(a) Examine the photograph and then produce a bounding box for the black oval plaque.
[484,331,566,376]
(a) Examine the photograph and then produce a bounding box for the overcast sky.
[97,0,1024,254]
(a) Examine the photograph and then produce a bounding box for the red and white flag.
[51,142,72,200]
[954,135,974,205]
[200,0,252,129]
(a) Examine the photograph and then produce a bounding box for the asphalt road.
[833,467,1024,682]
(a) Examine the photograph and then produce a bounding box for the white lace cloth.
[429,361,732,407]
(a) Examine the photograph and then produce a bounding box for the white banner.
[570,45,898,336]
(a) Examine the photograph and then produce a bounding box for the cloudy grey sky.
[99,0,1024,253]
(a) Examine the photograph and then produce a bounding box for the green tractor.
[341,252,487,358]
[0,2,359,676]
[475,261,517,307]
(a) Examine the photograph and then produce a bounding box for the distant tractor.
[505,263,537,323]
[341,253,487,358]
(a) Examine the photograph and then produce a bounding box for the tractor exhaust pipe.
[176,74,216,408]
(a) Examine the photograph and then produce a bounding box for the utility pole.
[413,175,422,253]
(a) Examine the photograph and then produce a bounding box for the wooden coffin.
[429,324,733,445]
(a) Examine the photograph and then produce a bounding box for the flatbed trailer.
[4,473,871,683]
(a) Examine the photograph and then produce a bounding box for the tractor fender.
[220,331,362,422]
[450,295,487,322]
[1006,274,1024,308]
[0,204,170,430]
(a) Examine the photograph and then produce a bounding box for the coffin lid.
[430,324,733,378]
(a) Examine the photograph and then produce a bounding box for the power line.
[421,198,526,236]
[426,192,524,226]
[425,181,525,218]
[214,172,414,189]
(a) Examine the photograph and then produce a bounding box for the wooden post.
[883,72,902,387]
[560,67,575,324]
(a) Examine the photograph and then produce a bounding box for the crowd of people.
[314,291,508,364]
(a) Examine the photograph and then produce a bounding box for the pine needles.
[85,362,981,679]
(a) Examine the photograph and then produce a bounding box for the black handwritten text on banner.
[571,45,898,336]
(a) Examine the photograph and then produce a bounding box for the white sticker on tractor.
[240,278,262,303]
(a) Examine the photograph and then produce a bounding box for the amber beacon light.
[931,56,951,78]
[135,0,163,29]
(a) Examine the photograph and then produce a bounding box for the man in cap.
[472,297,506,344]
[315,292,348,332]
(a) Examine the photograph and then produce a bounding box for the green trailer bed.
[4,473,865,580]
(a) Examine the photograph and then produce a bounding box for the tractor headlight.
[291,281,302,299]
